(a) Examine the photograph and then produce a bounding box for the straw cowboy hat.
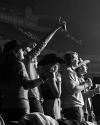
[76,58,90,69]
[38,53,65,66]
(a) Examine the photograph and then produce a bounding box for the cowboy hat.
[76,58,90,69]
[38,53,65,66]
[3,40,20,53]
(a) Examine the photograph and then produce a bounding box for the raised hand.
[86,78,93,88]
[59,17,67,32]
[94,84,100,94]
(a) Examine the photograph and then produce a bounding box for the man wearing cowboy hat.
[76,58,100,123]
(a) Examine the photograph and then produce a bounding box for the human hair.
[64,51,78,66]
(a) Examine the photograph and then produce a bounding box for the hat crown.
[38,53,64,66]
[4,40,19,52]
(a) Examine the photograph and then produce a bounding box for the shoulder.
[61,64,73,73]
[61,65,74,79]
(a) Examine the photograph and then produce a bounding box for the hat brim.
[76,60,90,68]
[38,56,65,66]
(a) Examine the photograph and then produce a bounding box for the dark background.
[0,0,100,55]
[0,0,100,73]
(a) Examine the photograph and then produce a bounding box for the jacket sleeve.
[25,25,62,58]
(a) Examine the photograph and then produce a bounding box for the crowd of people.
[0,18,100,125]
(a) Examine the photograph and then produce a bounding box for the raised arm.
[25,18,66,58]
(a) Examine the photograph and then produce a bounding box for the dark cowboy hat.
[4,40,20,53]
[38,53,65,66]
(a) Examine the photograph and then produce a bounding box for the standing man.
[61,51,92,122]
[76,58,100,123]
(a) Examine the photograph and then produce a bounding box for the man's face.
[72,53,79,67]
[80,64,88,75]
